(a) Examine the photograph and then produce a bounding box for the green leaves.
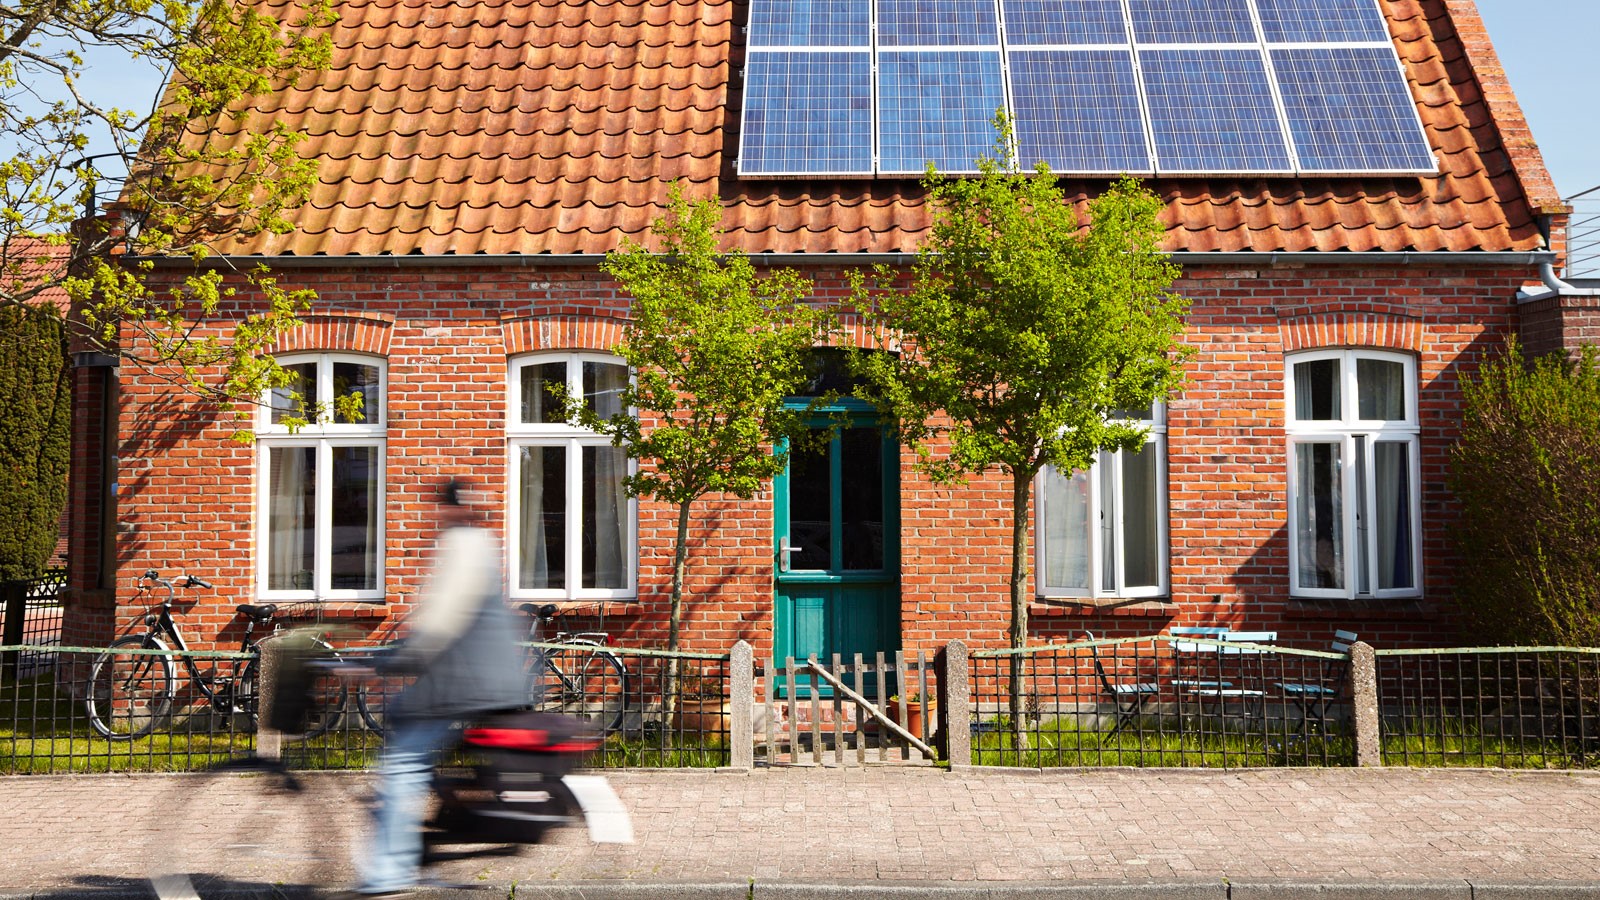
[1450,338,1600,646]
[583,183,835,508]
[852,122,1191,486]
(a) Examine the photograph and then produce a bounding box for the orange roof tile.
[193,0,1558,257]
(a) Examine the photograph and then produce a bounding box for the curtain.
[1357,358,1405,421]
[1042,466,1090,592]
[1295,442,1343,590]
[519,445,560,589]
[268,446,315,590]
[1121,445,1160,589]
[1374,441,1413,590]
[1294,358,1340,421]
[329,445,379,590]
[585,444,627,589]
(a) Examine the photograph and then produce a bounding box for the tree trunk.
[1008,470,1032,752]
[664,501,692,722]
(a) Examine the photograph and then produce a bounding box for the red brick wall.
[81,260,1532,656]
[1518,294,1600,358]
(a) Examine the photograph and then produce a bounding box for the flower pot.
[886,700,935,739]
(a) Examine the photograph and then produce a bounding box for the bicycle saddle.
[236,603,278,620]
[519,603,559,619]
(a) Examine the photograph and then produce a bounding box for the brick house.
[61,0,1593,666]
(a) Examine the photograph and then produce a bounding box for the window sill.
[1031,597,1177,617]
[1285,596,1438,620]
[273,602,392,621]
[516,599,641,616]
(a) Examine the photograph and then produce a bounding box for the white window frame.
[255,352,387,601]
[1035,405,1170,600]
[1285,348,1422,600]
[506,352,638,601]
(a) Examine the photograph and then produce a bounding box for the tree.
[0,299,69,581]
[571,185,834,705]
[850,125,1191,742]
[1,0,334,436]
[1450,338,1600,646]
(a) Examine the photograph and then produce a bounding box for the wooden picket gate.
[758,650,938,766]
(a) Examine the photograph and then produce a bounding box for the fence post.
[730,640,754,770]
[256,637,284,762]
[1349,640,1381,767]
[939,639,971,769]
[1,580,26,682]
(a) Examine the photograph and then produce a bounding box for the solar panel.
[878,50,1005,173]
[747,0,870,47]
[1010,50,1150,172]
[1255,0,1388,43]
[1127,0,1256,45]
[735,0,1437,177]
[1272,47,1434,172]
[877,0,999,46]
[739,51,873,175]
[1000,0,1127,46]
[1141,49,1292,172]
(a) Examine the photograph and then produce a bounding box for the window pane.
[1294,442,1344,590]
[518,445,567,589]
[788,438,832,570]
[1121,444,1161,589]
[1357,357,1406,421]
[520,362,568,425]
[582,445,628,589]
[267,446,316,590]
[1042,466,1091,592]
[332,362,381,424]
[841,428,884,570]
[584,362,627,421]
[1374,441,1415,590]
[269,363,317,426]
[329,445,379,589]
[1293,358,1340,421]
[1098,452,1116,593]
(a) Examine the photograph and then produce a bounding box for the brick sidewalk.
[3,767,1600,898]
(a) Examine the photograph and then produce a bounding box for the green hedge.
[0,303,70,582]
[1450,339,1600,645]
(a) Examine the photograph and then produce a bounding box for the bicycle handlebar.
[135,569,213,590]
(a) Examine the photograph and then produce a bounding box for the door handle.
[778,541,801,574]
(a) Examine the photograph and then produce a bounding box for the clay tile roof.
[2,237,71,312]
[197,0,1560,257]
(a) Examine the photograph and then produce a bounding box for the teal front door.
[773,415,900,697]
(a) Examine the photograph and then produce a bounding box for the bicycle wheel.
[535,642,627,733]
[149,756,365,900]
[86,635,176,740]
[297,638,349,738]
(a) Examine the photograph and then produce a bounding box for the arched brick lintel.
[502,315,627,355]
[1278,313,1424,354]
[271,312,395,356]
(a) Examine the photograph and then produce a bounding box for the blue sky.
[1477,0,1600,199]
[52,1,1600,201]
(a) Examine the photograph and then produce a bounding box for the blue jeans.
[357,717,454,893]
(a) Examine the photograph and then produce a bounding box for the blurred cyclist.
[338,477,529,898]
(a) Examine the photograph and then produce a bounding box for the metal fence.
[968,635,1352,768]
[0,638,734,774]
[0,570,67,681]
[1375,647,1600,768]
[1566,185,1599,281]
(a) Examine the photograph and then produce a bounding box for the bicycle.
[84,569,363,740]
[522,602,628,734]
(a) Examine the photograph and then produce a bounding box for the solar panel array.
[737,0,1436,177]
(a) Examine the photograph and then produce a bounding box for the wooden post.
[730,641,753,770]
[1349,641,1381,767]
[940,640,971,769]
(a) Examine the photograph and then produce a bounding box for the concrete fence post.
[730,640,754,771]
[940,639,971,769]
[1349,640,1381,767]
[256,637,284,761]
